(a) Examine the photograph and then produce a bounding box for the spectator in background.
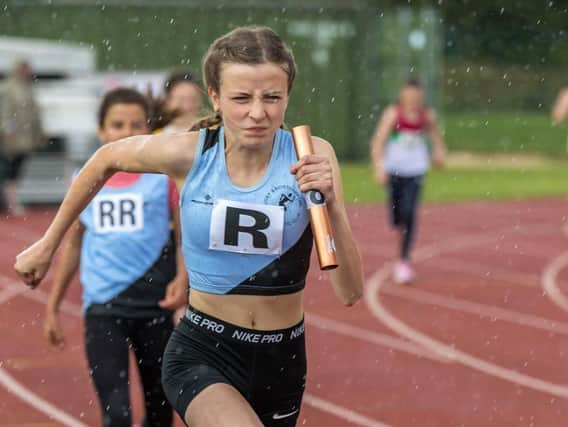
[160,69,203,134]
[0,59,45,216]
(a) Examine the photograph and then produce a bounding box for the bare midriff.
[188,289,304,330]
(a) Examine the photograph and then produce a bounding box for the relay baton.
[291,125,338,271]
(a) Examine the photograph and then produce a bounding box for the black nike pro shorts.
[162,306,307,426]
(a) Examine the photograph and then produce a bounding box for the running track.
[1,198,568,426]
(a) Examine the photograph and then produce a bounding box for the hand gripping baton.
[291,125,338,271]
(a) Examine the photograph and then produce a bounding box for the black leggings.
[388,175,423,260]
[84,313,174,427]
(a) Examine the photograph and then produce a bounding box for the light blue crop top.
[179,126,313,295]
[79,173,171,309]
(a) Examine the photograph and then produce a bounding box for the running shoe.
[393,261,415,284]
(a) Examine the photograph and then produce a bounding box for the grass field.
[443,112,568,157]
[340,111,568,204]
[341,161,568,203]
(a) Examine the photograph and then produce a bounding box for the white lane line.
[1,278,389,427]
[383,286,568,336]
[2,273,447,365]
[415,223,560,262]
[0,220,417,427]
[430,258,539,288]
[365,226,568,399]
[303,393,392,427]
[542,252,568,313]
[7,218,558,425]
[367,273,568,398]
[541,223,568,313]
[0,367,89,427]
[0,286,24,305]
[306,310,449,363]
[0,275,87,425]
[0,274,81,317]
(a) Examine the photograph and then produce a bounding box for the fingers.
[47,331,65,348]
[296,173,333,195]
[158,297,174,309]
[51,333,65,348]
[159,296,185,310]
[18,271,41,289]
[14,239,54,290]
[374,168,387,186]
[44,324,65,348]
[432,151,446,168]
[158,287,173,309]
[290,154,329,174]
[159,285,187,310]
[15,251,46,289]
[291,155,335,200]
[293,161,332,180]
[19,271,33,287]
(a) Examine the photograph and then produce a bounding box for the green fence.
[0,2,443,161]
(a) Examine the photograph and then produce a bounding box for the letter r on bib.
[209,199,284,255]
[93,193,143,233]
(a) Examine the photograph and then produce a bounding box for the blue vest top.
[79,173,171,309]
[180,127,313,295]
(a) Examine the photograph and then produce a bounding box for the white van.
[0,36,100,203]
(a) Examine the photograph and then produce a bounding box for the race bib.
[92,193,143,233]
[209,199,284,255]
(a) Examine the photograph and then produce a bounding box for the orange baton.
[291,125,338,271]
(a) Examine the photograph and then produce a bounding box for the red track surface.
[1,199,568,426]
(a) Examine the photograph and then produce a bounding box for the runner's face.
[208,62,289,149]
[166,82,202,118]
[400,86,425,111]
[98,103,149,144]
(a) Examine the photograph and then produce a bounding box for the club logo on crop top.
[92,193,143,233]
[209,199,284,255]
[263,184,306,226]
